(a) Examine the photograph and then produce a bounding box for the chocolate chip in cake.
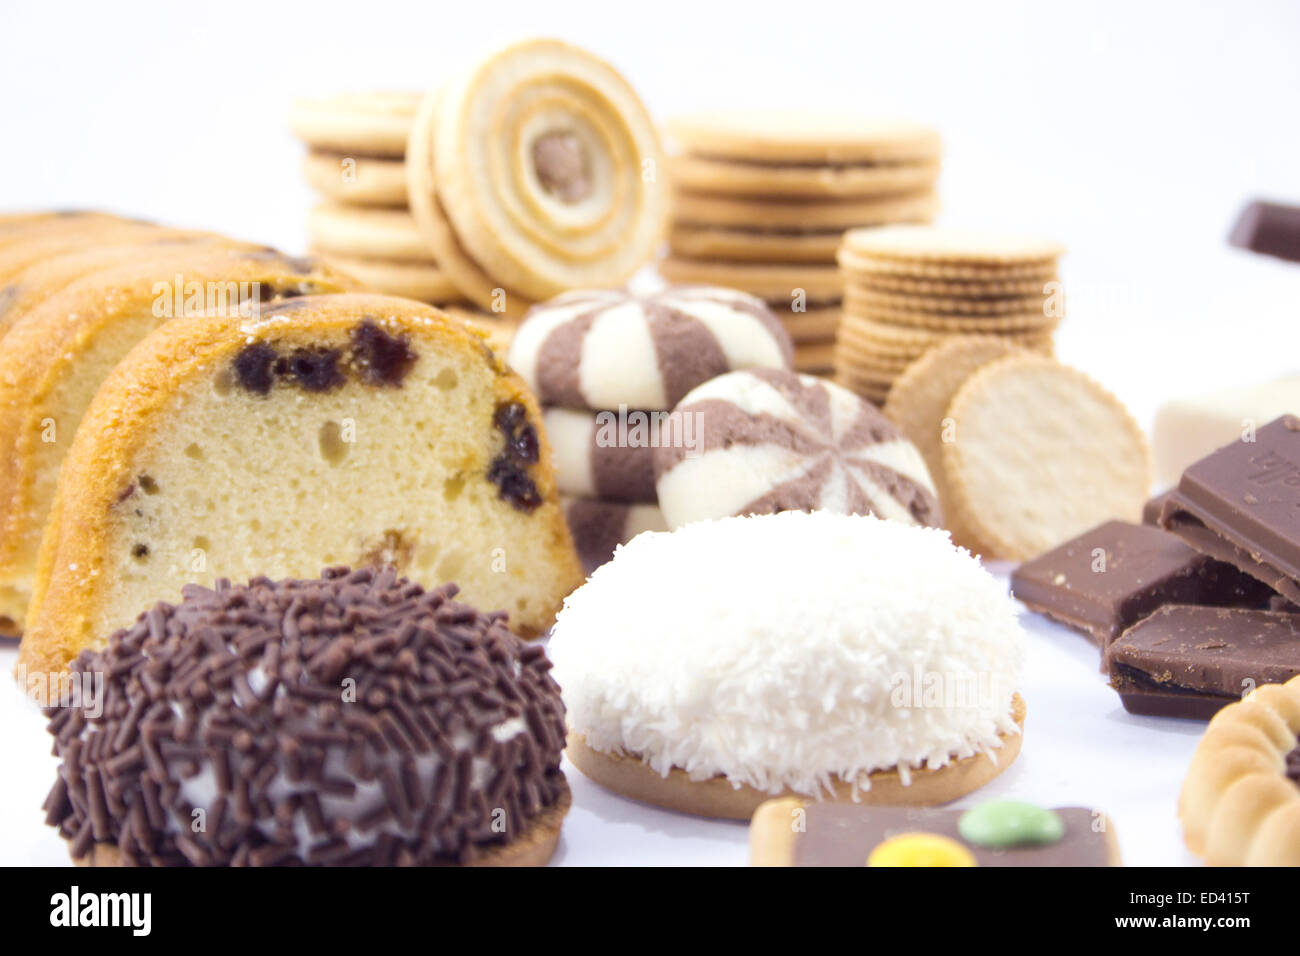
[274,347,345,392]
[351,319,416,386]
[489,401,543,512]
[232,342,277,395]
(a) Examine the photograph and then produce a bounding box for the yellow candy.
[866,832,977,867]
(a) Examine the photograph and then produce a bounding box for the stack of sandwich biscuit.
[291,38,671,352]
[660,112,942,375]
[835,225,1064,404]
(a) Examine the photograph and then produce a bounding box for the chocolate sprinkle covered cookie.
[42,567,570,867]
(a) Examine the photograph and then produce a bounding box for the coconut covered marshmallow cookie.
[550,511,1026,819]
[507,286,793,411]
[43,567,570,866]
[654,368,941,529]
[19,293,584,678]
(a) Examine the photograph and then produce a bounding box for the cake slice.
[19,293,582,675]
[0,248,358,635]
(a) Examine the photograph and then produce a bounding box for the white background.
[0,0,1298,865]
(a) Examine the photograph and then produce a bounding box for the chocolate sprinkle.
[489,402,542,513]
[42,567,567,866]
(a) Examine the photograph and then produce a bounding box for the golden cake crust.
[1179,676,1300,866]
[19,293,583,676]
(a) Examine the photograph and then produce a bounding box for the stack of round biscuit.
[660,112,942,375]
[835,225,1065,405]
[505,286,794,572]
[292,39,671,353]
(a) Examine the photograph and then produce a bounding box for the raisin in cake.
[0,248,358,636]
[19,293,583,675]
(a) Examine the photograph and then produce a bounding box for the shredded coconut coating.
[549,511,1025,796]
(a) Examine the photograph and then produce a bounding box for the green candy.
[957,800,1065,849]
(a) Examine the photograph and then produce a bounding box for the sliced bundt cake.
[20,293,582,675]
[0,248,358,635]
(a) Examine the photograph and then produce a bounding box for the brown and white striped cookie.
[506,286,793,411]
[562,496,668,573]
[653,368,940,529]
[544,407,658,503]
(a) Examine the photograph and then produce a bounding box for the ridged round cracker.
[839,314,1054,351]
[657,257,842,303]
[841,300,1061,333]
[883,337,1027,555]
[941,354,1151,561]
[288,92,420,157]
[842,225,1064,265]
[844,271,1057,297]
[664,111,942,164]
[667,154,941,199]
[303,151,408,207]
[668,225,843,263]
[838,247,1059,281]
[843,286,1053,315]
[672,189,938,231]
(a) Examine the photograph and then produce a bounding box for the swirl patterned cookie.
[1180,675,1300,866]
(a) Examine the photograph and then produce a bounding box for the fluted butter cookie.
[658,258,842,304]
[288,91,420,158]
[507,286,792,411]
[43,568,570,866]
[19,293,584,677]
[1180,675,1300,866]
[551,511,1025,819]
[841,225,1065,267]
[0,249,360,638]
[561,495,668,573]
[653,368,940,529]
[409,38,668,310]
[302,151,408,207]
[941,354,1151,561]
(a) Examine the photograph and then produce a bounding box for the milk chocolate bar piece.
[1230,200,1300,264]
[1160,415,1300,604]
[751,800,1119,867]
[1106,605,1300,719]
[1011,520,1272,649]
[1142,490,1173,526]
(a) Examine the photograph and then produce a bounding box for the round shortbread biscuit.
[566,694,1023,819]
[544,407,658,503]
[664,111,943,164]
[776,306,840,343]
[841,300,1061,334]
[668,225,844,263]
[428,38,669,302]
[673,189,938,231]
[841,225,1064,266]
[666,153,941,199]
[288,92,419,157]
[843,285,1057,316]
[654,368,940,528]
[312,253,463,303]
[838,314,1054,352]
[847,271,1058,297]
[308,202,433,261]
[793,342,837,372]
[507,285,793,411]
[883,337,1027,555]
[406,88,532,318]
[658,257,842,304]
[302,151,408,207]
[941,354,1151,561]
[561,496,668,573]
[839,253,1060,281]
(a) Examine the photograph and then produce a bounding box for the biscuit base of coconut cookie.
[70,781,572,869]
[567,694,1025,820]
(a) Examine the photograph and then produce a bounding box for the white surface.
[0,565,1204,866]
[0,0,1294,865]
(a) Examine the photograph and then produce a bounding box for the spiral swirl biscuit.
[411,39,668,310]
